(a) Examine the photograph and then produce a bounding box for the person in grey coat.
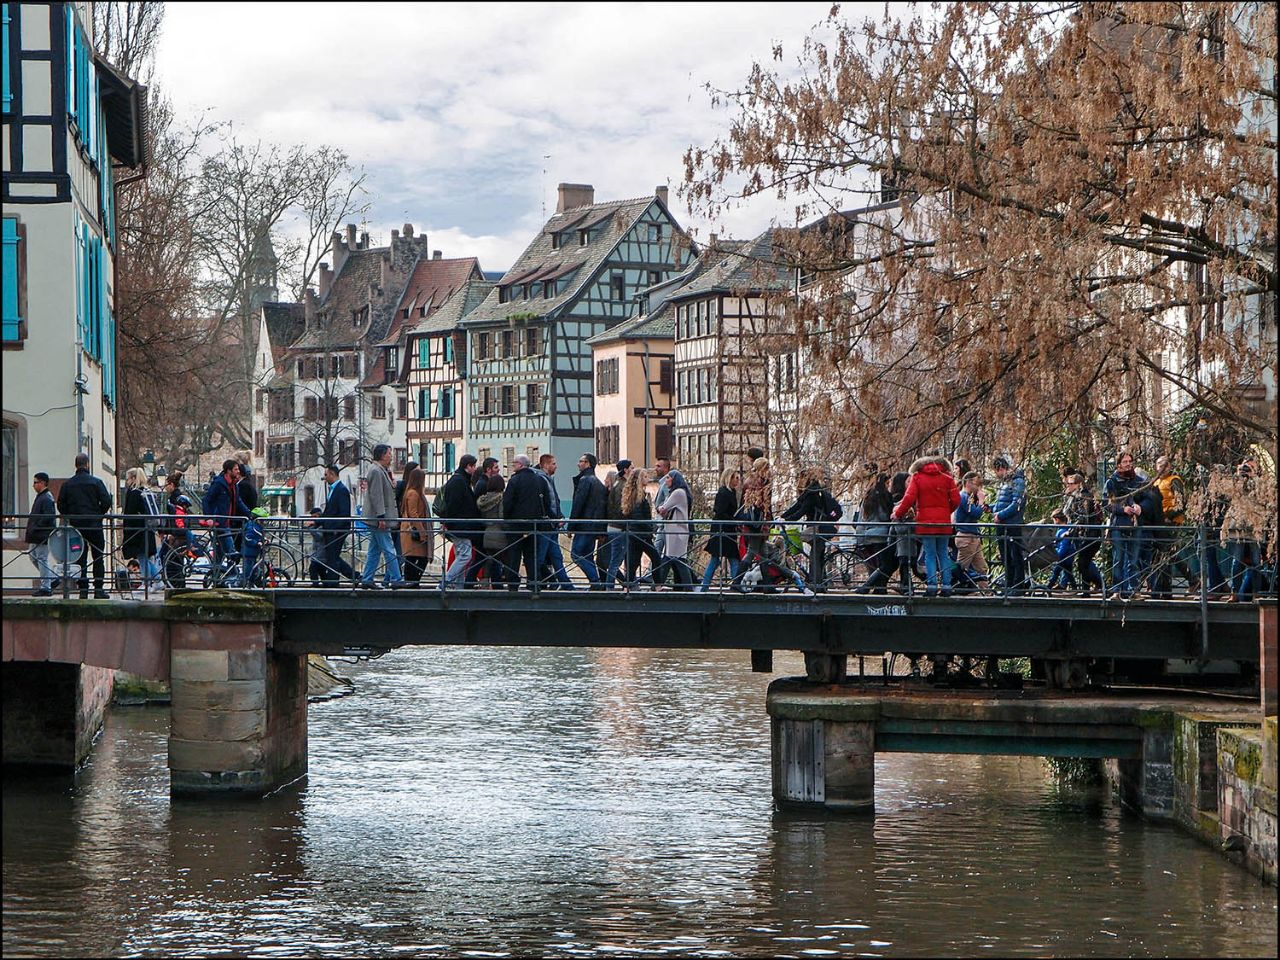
[361,443,403,588]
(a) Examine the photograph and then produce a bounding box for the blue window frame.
[442,334,453,364]
[443,442,456,473]
[2,3,13,114]
[2,216,20,340]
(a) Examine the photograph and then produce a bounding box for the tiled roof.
[585,303,675,345]
[667,230,791,300]
[461,195,661,327]
[290,245,407,350]
[260,301,306,356]
[381,256,483,346]
[414,278,494,335]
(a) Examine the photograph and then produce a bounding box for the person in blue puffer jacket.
[987,456,1028,594]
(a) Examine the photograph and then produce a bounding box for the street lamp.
[142,450,157,484]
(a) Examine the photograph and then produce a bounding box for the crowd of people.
[12,442,1273,602]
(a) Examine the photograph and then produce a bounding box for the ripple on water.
[3,647,1277,958]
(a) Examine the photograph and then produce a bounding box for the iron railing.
[1,512,1274,605]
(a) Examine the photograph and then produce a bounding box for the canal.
[3,647,1276,957]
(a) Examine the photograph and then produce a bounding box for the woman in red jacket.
[892,455,961,596]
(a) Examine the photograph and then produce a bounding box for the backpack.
[430,484,450,519]
[142,490,164,533]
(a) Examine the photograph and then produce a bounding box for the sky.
[153,2,877,274]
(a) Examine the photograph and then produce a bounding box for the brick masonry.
[1261,601,1277,719]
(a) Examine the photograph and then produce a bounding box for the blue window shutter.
[65,6,73,119]
[443,335,453,364]
[444,442,455,473]
[417,337,428,368]
[2,4,12,113]
[75,220,88,343]
[417,388,427,419]
[99,240,114,403]
[2,217,19,340]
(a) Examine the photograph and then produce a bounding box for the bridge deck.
[268,590,1261,661]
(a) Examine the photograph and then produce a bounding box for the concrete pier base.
[168,607,308,798]
[2,661,114,767]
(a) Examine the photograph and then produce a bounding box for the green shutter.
[443,335,453,364]
[417,337,429,368]
[418,388,427,419]
[2,217,19,340]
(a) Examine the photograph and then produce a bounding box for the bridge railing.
[1,510,1274,603]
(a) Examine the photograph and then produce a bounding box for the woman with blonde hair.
[399,466,434,585]
[731,458,774,588]
[700,467,743,591]
[622,468,663,586]
[122,466,160,588]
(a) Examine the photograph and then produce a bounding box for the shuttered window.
[1,217,21,341]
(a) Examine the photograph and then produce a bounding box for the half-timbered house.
[666,232,792,498]
[368,245,483,490]
[401,273,490,492]
[461,183,690,509]
[2,1,147,524]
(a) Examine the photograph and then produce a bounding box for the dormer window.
[543,281,554,298]
[578,229,589,246]
[550,233,561,250]
[498,287,507,304]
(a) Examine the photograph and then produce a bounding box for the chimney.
[708,233,718,248]
[655,185,669,207]
[304,287,318,325]
[556,182,594,213]
[318,262,333,300]
[433,250,442,260]
[403,223,414,238]
[359,231,370,249]
[345,223,357,249]
[391,228,400,243]
[330,230,348,274]
[380,252,390,289]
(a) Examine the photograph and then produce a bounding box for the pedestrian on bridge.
[989,456,1028,596]
[655,469,695,590]
[892,455,960,597]
[440,454,482,589]
[475,469,509,586]
[570,453,608,587]
[502,454,548,590]
[320,465,358,586]
[57,453,113,599]
[699,468,743,591]
[622,468,663,587]
[400,466,435,586]
[25,472,58,596]
[361,444,404,589]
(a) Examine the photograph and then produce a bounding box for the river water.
[3,647,1276,958]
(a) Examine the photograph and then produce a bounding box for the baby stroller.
[738,526,812,594]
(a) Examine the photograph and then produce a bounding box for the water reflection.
[3,648,1276,958]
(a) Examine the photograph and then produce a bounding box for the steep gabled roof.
[289,245,404,351]
[668,229,791,301]
[462,195,668,327]
[261,301,306,353]
[414,278,495,335]
[382,256,484,347]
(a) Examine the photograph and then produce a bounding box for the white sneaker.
[801,587,815,597]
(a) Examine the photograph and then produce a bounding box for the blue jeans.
[362,527,402,584]
[603,530,625,587]
[444,535,473,586]
[537,531,574,588]
[700,554,742,590]
[1110,526,1143,595]
[29,542,57,591]
[1224,540,1258,599]
[920,535,952,593]
[570,533,602,584]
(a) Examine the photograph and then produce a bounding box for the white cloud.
[155,1,884,271]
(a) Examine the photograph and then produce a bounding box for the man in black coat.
[569,453,608,586]
[319,464,357,584]
[440,455,482,587]
[26,471,59,595]
[501,454,548,590]
[56,453,112,598]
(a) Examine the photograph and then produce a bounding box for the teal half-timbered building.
[461,183,691,508]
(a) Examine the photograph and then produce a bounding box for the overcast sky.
[154,2,879,273]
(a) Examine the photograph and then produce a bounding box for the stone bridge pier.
[2,594,307,797]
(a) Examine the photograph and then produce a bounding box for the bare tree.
[93,1,164,81]
[684,1,1277,483]
[192,135,369,449]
